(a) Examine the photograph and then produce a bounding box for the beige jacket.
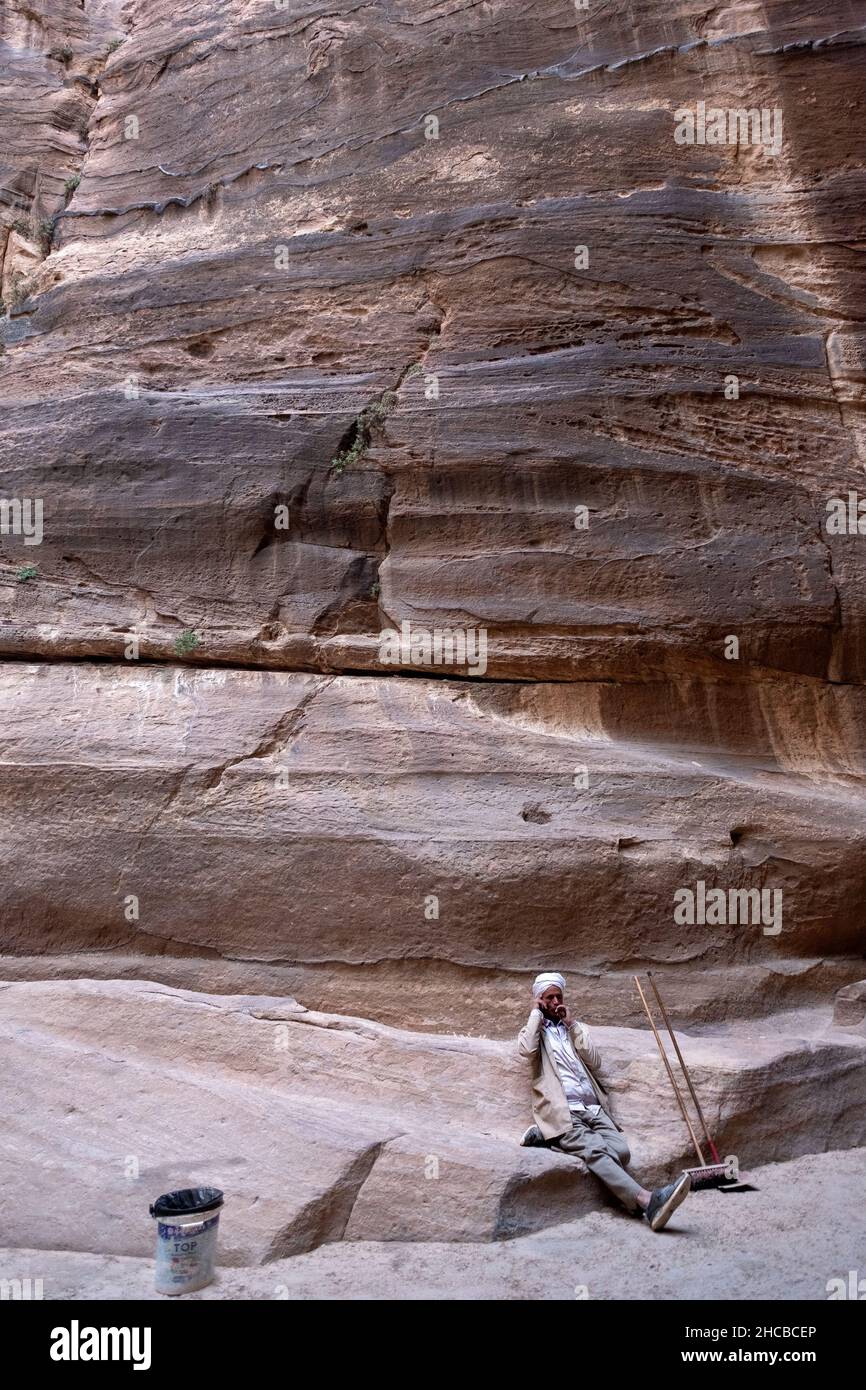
[517,1007,620,1140]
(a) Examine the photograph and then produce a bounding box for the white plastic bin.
[149,1187,224,1296]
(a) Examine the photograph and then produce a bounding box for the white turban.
[532,971,566,998]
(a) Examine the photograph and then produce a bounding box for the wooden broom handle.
[648,971,721,1164]
[634,975,706,1165]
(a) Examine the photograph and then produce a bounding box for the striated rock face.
[1,663,865,1032]
[2,979,863,1254]
[2,1,866,680]
[1,0,865,1267]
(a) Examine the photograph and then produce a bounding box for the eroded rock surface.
[1,979,863,1257]
[2,2,866,679]
[0,664,865,1029]
[1,0,865,1268]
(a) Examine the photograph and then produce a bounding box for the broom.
[634,973,757,1191]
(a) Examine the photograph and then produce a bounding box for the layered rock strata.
[1,0,865,1265]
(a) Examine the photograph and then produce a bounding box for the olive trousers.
[554,1108,643,1212]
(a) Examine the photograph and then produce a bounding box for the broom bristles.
[684,1163,731,1188]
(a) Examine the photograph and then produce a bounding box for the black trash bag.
[149,1186,224,1218]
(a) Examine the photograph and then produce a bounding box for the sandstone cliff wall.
[1,5,864,1034]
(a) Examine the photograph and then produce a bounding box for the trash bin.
[149,1187,224,1296]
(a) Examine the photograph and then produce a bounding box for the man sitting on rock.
[518,971,691,1232]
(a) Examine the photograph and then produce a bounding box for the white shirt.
[543,1017,601,1115]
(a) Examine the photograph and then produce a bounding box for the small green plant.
[330,389,399,474]
[369,390,397,418]
[7,272,31,309]
[36,217,55,254]
[10,214,54,254]
[16,565,38,583]
[174,629,200,656]
[49,45,73,64]
[107,37,124,53]
[370,580,380,599]
[64,174,80,196]
[330,435,365,474]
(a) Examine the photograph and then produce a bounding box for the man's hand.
[534,987,569,1023]
[545,1001,570,1024]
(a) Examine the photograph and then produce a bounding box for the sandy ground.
[3,1147,864,1301]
